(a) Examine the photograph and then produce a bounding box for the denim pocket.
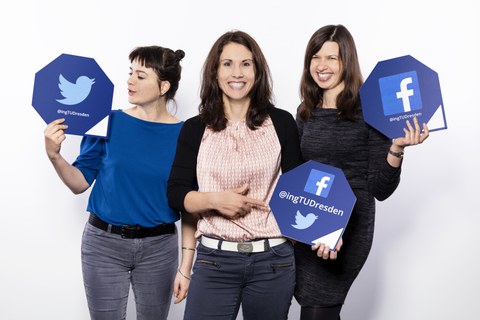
[194,243,221,270]
[196,259,221,268]
[270,262,294,272]
[196,243,217,255]
[270,241,294,257]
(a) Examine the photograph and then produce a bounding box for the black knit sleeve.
[367,125,402,201]
[167,116,205,213]
[270,108,303,173]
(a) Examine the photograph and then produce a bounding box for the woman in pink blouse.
[168,30,303,320]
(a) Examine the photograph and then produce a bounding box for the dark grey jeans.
[81,222,178,320]
[184,240,295,320]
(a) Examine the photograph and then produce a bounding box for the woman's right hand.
[312,238,343,260]
[43,118,90,194]
[44,118,68,160]
[212,184,266,219]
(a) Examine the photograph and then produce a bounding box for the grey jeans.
[81,222,178,320]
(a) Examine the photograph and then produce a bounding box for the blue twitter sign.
[360,55,447,139]
[269,161,356,250]
[32,53,114,138]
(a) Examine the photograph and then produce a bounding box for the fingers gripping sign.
[44,118,69,159]
[387,117,429,166]
[395,117,429,147]
[312,237,343,260]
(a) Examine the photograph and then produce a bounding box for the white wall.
[2,0,478,319]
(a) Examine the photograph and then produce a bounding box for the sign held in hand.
[360,55,447,139]
[270,160,356,250]
[32,53,114,138]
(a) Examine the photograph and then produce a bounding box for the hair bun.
[174,49,185,62]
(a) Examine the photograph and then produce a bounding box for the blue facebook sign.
[360,55,447,139]
[269,161,356,249]
[32,53,114,138]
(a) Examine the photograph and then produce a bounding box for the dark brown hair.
[129,46,185,102]
[199,30,274,131]
[298,24,363,121]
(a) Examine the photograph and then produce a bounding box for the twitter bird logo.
[56,74,95,105]
[291,210,318,230]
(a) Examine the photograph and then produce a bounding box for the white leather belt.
[201,236,287,253]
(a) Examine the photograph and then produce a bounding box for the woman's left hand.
[392,117,429,148]
[173,269,190,304]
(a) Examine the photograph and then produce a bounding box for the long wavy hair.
[199,30,274,131]
[298,25,363,121]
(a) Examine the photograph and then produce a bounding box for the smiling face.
[217,42,255,105]
[309,41,345,94]
[127,59,163,107]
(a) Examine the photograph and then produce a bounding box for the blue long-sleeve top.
[73,109,183,227]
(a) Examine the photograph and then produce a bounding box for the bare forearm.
[179,213,198,273]
[183,191,214,214]
[49,154,90,194]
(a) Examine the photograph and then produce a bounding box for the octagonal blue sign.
[269,160,356,249]
[32,53,114,138]
[360,55,447,139]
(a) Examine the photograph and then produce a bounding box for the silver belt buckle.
[237,243,253,253]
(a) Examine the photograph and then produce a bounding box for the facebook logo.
[304,169,335,198]
[378,71,422,116]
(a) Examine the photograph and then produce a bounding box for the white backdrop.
[2,0,478,319]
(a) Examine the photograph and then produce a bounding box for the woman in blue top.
[44,46,189,320]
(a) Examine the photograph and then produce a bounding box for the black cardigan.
[167,107,303,213]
